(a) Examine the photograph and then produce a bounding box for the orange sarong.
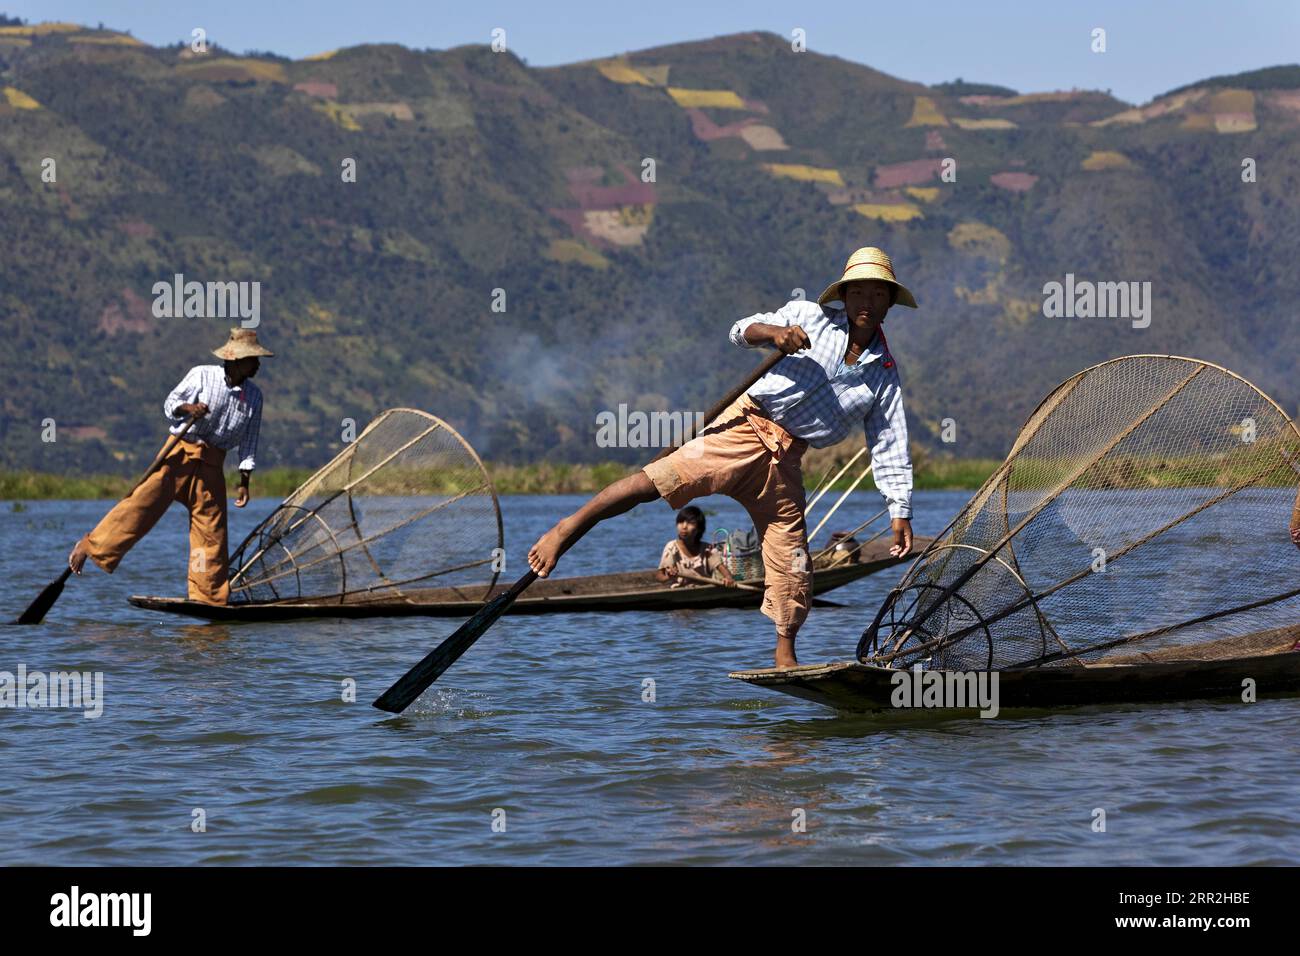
[642,394,811,633]
[84,438,231,605]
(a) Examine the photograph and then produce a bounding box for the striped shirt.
[163,365,264,472]
[730,299,912,519]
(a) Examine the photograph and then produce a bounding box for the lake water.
[1,492,1297,865]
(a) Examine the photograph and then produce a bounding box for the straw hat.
[212,328,274,360]
[817,247,918,309]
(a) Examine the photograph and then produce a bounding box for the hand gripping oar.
[372,349,786,713]
[12,413,200,625]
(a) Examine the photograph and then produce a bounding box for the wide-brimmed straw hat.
[212,328,274,360]
[817,247,918,309]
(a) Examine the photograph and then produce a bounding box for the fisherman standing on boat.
[529,247,917,667]
[67,328,272,605]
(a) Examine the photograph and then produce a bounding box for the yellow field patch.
[300,303,339,335]
[302,49,338,61]
[312,100,362,131]
[0,37,31,46]
[1081,150,1133,171]
[638,65,671,86]
[545,239,610,269]
[948,222,1011,261]
[905,96,948,127]
[1214,113,1256,133]
[1092,108,1144,127]
[667,88,746,109]
[597,61,653,86]
[1093,89,1206,127]
[70,34,145,46]
[2,87,41,110]
[763,164,844,186]
[0,22,80,36]
[348,102,414,121]
[853,203,922,222]
[1181,113,1215,131]
[178,58,288,83]
[952,117,1017,130]
[1208,89,1254,113]
[904,187,940,202]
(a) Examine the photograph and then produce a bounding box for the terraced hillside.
[2,20,1297,474]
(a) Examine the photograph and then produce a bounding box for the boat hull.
[730,626,1300,713]
[128,538,925,622]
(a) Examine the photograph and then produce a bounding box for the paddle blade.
[14,568,73,625]
[372,571,538,713]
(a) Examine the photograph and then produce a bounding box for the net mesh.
[858,356,1300,670]
[229,408,502,604]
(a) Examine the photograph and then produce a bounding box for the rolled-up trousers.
[84,438,230,605]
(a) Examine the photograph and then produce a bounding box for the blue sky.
[6,0,1297,104]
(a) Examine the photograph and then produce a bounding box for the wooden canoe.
[729,624,1300,713]
[128,536,928,622]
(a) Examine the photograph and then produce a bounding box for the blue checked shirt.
[730,299,913,519]
[163,365,264,471]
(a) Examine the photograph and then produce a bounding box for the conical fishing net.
[229,409,502,604]
[858,356,1300,670]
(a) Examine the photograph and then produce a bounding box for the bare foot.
[774,633,798,669]
[68,535,91,574]
[527,519,574,578]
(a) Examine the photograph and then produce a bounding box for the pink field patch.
[686,107,757,141]
[873,158,944,189]
[925,131,946,152]
[97,288,153,335]
[1273,91,1300,113]
[564,165,656,208]
[119,219,155,239]
[294,81,337,98]
[990,171,1037,192]
[62,425,108,441]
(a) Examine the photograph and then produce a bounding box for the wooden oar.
[373,349,786,713]
[672,568,761,591]
[12,414,199,625]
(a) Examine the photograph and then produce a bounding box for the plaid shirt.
[730,299,913,519]
[163,365,263,471]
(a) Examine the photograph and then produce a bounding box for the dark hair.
[675,506,706,542]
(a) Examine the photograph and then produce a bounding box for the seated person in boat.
[528,246,916,668]
[657,506,737,588]
[67,329,272,606]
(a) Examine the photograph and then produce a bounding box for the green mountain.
[2,20,1297,475]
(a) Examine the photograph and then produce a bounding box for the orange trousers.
[85,438,230,604]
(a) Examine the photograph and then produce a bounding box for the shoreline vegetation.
[1,454,1003,501]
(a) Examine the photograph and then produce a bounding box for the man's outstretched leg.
[527,472,660,577]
